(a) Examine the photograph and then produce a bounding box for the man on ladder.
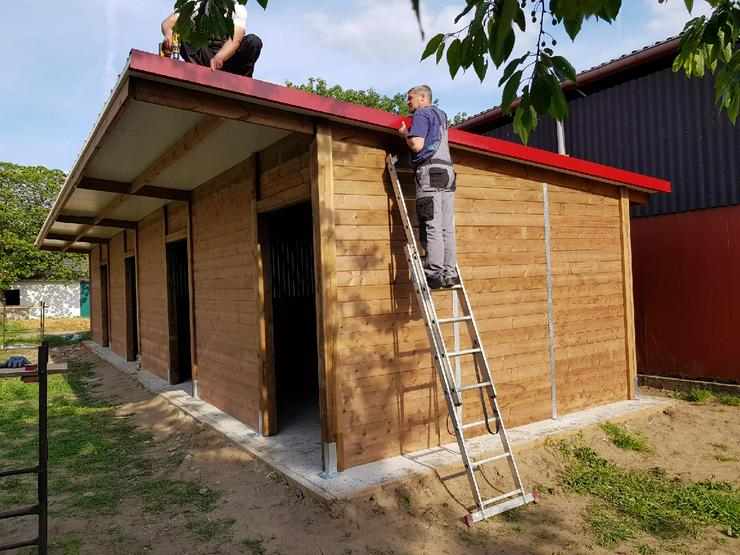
[392,85,536,524]
[397,85,458,290]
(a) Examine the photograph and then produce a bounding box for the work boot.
[426,275,445,290]
[442,275,460,288]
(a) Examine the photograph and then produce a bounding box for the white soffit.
[150,120,289,190]
[106,196,168,222]
[64,189,119,217]
[49,222,121,240]
[85,101,202,183]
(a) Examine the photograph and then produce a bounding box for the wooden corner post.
[619,187,638,399]
[311,121,342,474]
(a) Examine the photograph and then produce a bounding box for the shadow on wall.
[11,281,83,318]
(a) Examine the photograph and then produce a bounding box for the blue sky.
[1,0,710,172]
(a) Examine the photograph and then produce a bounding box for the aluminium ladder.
[386,154,537,524]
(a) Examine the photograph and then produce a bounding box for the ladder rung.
[431,284,463,292]
[457,381,491,393]
[437,316,472,324]
[460,417,497,431]
[448,348,481,358]
[481,488,523,506]
[470,452,511,469]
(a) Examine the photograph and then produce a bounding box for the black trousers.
[181,34,263,78]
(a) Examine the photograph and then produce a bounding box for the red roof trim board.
[129,49,669,193]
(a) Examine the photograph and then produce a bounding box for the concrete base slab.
[85,342,670,503]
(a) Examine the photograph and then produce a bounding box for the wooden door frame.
[310,121,342,473]
[100,263,110,348]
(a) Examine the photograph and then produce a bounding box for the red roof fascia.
[128,50,670,193]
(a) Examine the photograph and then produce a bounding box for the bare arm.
[210,27,246,71]
[397,122,425,153]
[161,13,179,48]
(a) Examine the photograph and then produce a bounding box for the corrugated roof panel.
[483,66,739,217]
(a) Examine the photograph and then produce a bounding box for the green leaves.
[421,33,445,60]
[0,163,87,290]
[672,1,740,123]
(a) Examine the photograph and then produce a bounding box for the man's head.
[407,85,433,113]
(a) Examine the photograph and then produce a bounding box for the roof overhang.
[37,49,670,253]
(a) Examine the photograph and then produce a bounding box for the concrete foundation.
[86,341,670,503]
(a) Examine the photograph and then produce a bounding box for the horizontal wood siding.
[331,132,629,468]
[548,182,628,414]
[257,133,311,212]
[89,246,102,345]
[108,233,127,358]
[191,164,259,427]
[166,201,188,234]
[137,209,170,380]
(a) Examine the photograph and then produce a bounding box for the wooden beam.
[56,214,137,229]
[78,178,190,201]
[39,245,91,254]
[165,229,187,243]
[129,115,224,195]
[130,78,314,135]
[46,233,109,244]
[310,121,342,471]
[619,187,638,400]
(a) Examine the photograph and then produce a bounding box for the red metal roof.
[128,49,670,193]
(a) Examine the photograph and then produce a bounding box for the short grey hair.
[408,84,433,102]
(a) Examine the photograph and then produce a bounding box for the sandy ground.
[2,345,738,554]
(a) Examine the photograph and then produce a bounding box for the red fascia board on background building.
[128,50,671,194]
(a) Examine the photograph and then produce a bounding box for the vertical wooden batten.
[619,187,638,399]
[255,154,277,435]
[186,199,198,392]
[311,121,342,472]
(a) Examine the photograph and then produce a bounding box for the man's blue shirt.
[408,106,447,166]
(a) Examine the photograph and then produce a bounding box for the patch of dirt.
[3,347,739,554]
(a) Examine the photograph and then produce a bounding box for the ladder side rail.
[455,265,527,494]
[387,156,461,404]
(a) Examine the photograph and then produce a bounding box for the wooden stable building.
[37,50,670,473]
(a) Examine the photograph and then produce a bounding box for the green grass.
[241,537,267,555]
[715,393,740,407]
[584,506,635,548]
[600,422,651,453]
[186,517,236,541]
[2,330,91,348]
[672,389,740,406]
[0,355,222,524]
[715,453,738,463]
[673,389,713,403]
[557,440,740,546]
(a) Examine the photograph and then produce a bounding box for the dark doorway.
[269,202,319,430]
[100,265,110,347]
[125,257,139,361]
[166,240,192,384]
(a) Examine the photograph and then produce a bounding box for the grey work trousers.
[415,189,457,281]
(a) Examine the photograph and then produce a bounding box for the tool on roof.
[386,154,538,524]
[159,32,181,60]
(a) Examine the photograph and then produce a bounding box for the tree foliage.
[173,1,738,143]
[284,77,469,124]
[0,163,87,291]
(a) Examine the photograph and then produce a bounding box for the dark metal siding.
[631,205,740,382]
[483,67,740,217]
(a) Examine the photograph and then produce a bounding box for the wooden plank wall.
[89,246,102,345]
[137,209,170,380]
[108,233,127,358]
[191,163,259,428]
[549,181,628,414]
[331,129,631,468]
[257,133,312,212]
[166,201,188,233]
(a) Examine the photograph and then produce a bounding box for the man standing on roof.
[161,1,263,77]
[397,85,458,290]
